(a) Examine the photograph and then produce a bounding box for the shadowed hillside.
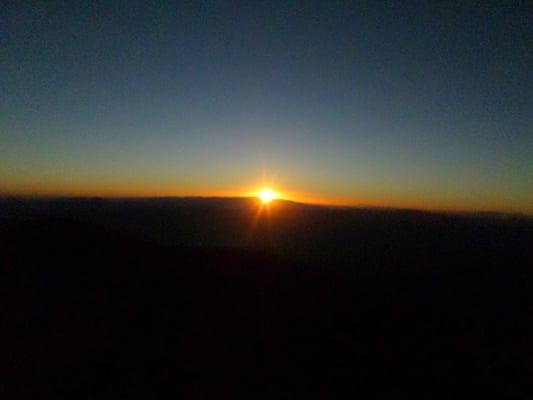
[1,198,532,398]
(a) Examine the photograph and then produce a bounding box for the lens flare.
[258,188,276,203]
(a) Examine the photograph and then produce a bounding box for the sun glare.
[258,188,277,204]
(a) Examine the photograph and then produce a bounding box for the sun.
[258,188,277,204]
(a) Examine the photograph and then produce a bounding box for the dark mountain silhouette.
[1,197,531,398]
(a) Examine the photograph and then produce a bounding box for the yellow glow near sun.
[258,188,277,203]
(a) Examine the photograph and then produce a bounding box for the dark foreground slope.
[1,198,532,398]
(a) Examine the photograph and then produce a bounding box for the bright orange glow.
[258,188,277,203]
[1,180,531,215]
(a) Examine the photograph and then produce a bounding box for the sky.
[1,1,532,213]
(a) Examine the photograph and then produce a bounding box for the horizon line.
[1,193,530,218]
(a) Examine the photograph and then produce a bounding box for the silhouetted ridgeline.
[1,197,532,397]
[1,197,531,273]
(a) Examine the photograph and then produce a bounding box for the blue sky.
[1,1,531,212]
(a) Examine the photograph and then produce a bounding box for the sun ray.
[258,188,277,204]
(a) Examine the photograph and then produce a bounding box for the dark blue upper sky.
[1,1,531,211]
